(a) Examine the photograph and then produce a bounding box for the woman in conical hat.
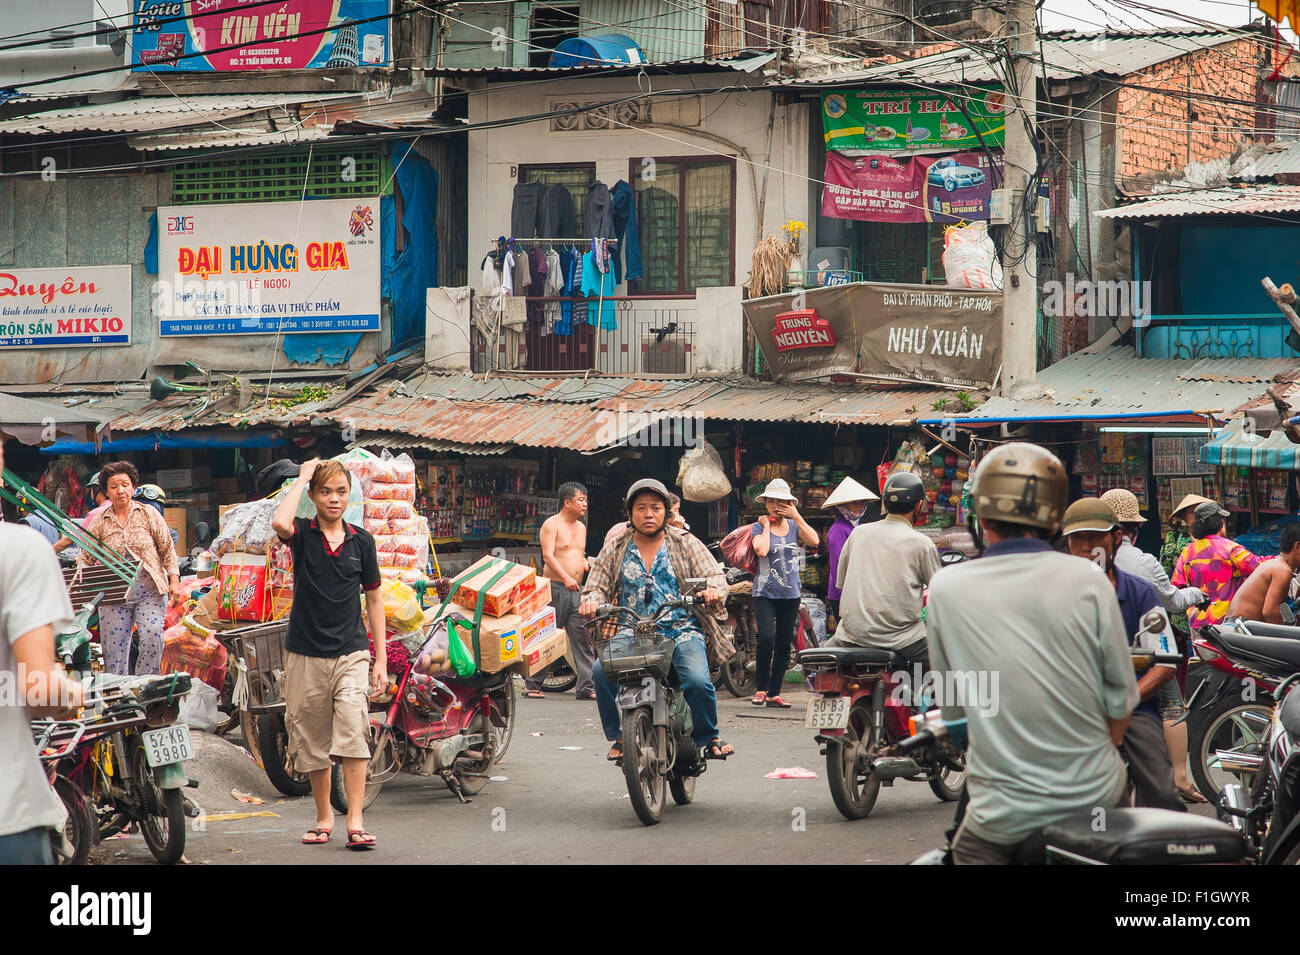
[820,477,879,611]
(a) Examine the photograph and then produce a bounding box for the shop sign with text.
[821,86,1006,152]
[743,282,1002,389]
[821,150,1003,223]
[0,266,132,349]
[157,197,380,337]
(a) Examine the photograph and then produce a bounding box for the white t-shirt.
[1,523,74,837]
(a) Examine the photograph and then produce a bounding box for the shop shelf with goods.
[880,436,973,555]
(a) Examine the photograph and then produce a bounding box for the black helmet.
[882,470,924,511]
[625,478,672,513]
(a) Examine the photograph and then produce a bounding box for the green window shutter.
[169,147,390,204]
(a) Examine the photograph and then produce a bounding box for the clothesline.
[506,236,620,246]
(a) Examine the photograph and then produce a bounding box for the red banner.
[821,150,1002,224]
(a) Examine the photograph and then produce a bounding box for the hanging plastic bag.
[679,441,731,503]
[381,578,424,633]
[447,619,478,678]
[942,222,1003,290]
[177,679,221,733]
[720,523,757,574]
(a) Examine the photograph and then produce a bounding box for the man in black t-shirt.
[272,458,386,851]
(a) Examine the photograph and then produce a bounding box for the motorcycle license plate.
[142,724,193,767]
[805,697,850,730]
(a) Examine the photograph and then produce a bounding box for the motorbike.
[1183,620,1298,803]
[332,615,517,811]
[1217,670,1300,865]
[796,640,965,821]
[51,671,198,865]
[32,719,97,865]
[591,579,723,826]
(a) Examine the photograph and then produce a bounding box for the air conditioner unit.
[641,336,689,375]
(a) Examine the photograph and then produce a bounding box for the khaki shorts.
[282,649,371,773]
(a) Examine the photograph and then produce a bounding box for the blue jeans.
[593,631,719,747]
[0,827,53,865]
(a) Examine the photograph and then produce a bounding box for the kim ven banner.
[743,282,1002,389]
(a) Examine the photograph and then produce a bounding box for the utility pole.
[1000,0,1039,394]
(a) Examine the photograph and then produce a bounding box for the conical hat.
[1170,493,1213,521]
[821,476,879,508]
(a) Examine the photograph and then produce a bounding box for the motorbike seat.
[1039,807,1246,865]
[796,646,903,670]
[1212,625,1300,676]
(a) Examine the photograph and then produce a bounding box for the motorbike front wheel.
[329,726,386,813]
[128,740,185,865]
[622,707,666,825]
[827,703,881,820]
[928,760,966,802]
[52,775,96,865]
[1189,696,1271,803]
[257,712,312,797]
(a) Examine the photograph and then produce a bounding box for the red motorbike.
[797,645,965,820]
[330,628,516,812]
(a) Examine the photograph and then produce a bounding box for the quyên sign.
[0,266,132,349]
[771,308,837,351]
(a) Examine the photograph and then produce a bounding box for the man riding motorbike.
[925,443,1142,865]
[581,479,736,763]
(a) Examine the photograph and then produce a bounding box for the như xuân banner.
[131,0,390,72]
[0,266,132,349]
[821,150,1003,223]
[743,282,1002,389]
[157,197,381,337]
[821,86,1006,152]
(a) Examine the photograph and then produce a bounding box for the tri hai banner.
[742,282,1002,390]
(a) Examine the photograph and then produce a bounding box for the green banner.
[821,86,1006,152]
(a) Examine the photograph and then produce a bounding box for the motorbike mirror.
[1140,609,1167,636]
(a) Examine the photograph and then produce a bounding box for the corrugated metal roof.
[0,93,358,135]
[1095,184,1300,219]
[789,27,1248,87]
[108,380,344,433]
[583,0,706,62]
[947,348,1296,422]
[1232,140,1300,180]
[349,433,514,456]
[325,375,947,450]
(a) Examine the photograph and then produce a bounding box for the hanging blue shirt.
[581,250,617,330]
[556,246,575,334]
[618,538,697,638]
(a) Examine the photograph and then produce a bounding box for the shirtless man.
[1227,523,1300,624]
[528,482,596,699]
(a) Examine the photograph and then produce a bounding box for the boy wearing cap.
[1171,501,1262,631]
[1226,523,1300,624]
[1062,498,1184,813]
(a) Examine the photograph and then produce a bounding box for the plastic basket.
[598,636,673,681]
[231,622,289,714]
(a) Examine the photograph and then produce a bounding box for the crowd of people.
[2,438,1291,863]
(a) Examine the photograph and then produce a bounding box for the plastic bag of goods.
[177,678,221,733]
[375,534,428,569]
[364,500,415,522]
[381,567,427,585]
[210,498,276,556]
[337,447,393,498]
[678,441,731,503]
[942,222,1002,291]
[367,482,417,502]
[381,578,424,633]
[383,450,417,485]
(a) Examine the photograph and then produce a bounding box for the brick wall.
[1117,37,1269,192]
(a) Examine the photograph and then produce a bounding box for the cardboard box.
[507,574,550,622]
[451,555,539,618]
[514,625,569,678]
[163,507,188,553]
[520,605,556,649]
[212,477,240,495]
[155,467,211,491]
[442,608,523,673]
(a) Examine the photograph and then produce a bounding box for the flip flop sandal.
[346,829,376,851]
[707,740,735,760]
[750,693,767,707]
[607,743,624,762]
[524,690,546,699]
[301,828,331,845]
[765,696,792,709]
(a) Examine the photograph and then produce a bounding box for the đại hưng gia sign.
[742,282,1002,389]
[156,197,381,337]
[0,266,132,349]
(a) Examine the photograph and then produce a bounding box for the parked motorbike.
[32,719,97,865]
[591,579,724,826]
[1217,669,1300,865]
[54,672,198,865]
[797,641,965,821]
[1184,619,1294,802]
[331,616,517,811]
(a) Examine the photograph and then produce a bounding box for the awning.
[919,348,1298,426]
[1094,184,1300,220]
[1202,419,1300,469]
[0,392,111,446]
[40,430,285,455]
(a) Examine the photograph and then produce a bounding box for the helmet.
[1099,488,1145,525]
[624,478,672,513]
[882,470,924,510]
[1061,498,1118,537]
[85,471,102,487]
[135,484,167,504]
[969,442,1067,533]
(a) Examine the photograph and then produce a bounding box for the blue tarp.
[40,431,285,454]
[548,35,643,68]
[144,211,158,274]
[379,139,439,351]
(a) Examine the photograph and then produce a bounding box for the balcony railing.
[1136,314,1298,359]
[471,297,695,376]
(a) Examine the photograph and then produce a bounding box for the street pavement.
[93,682,964,865]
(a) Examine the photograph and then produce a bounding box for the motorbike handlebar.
[897,728,935,754]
